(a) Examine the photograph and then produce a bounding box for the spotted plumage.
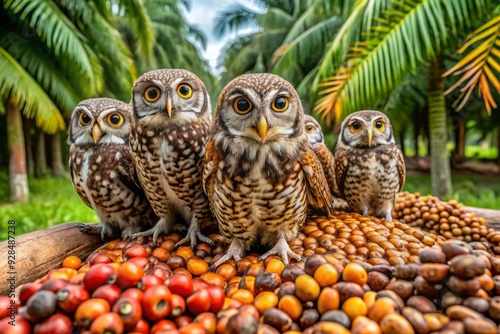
[335,110,406,221]
[69,98,157,240]
[129,68,213,247]
[304,114,349,210]
[204,73,333,267]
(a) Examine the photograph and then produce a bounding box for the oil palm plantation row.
[216,0,500,198]
[1,0,213,203]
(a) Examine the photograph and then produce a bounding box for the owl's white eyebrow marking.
[101,107,116,114]
[152,79,165,88]
[77,105,92,114]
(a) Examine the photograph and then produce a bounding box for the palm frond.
[213,3,259,38]
[313,0,489,121]
[1,30,80,112]
[443,15,500,114]
[258,7,294,29]
[0,47,64,133]
[115,0,155,66]
[314,0,391,88]
[273,16,343,73]
[5,0,104,94]
[58,0,136,98]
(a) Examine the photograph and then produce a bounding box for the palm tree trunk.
[497,128,500,165]
[23,117,34,175]
[6,97,29,203]
[399,131,406,156]
[453,117,466,160]
[428,57,452,198]
[50,132,64,177]
[34,127,47,178]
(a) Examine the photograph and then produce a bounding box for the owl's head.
[69,98,132,145]
[304,115,324,145]
[339,110,394,148]
[214,73,304,144]
[131,69,211,127]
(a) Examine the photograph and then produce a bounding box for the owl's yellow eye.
[374,119,385,132]
[177,84,193,99]
[349,121,363,132]
[271,96,289,112]
[233,97,252,114]
[79,112,91,126]
[305,124,315,133]
[144,86,161,102]
[106,113,124,127]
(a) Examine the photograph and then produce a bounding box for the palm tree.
[312,0,498,198]
[117,0,215,93]
[1,0,150,202]
[214,0,297,84]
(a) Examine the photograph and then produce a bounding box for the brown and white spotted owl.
[304,114,349,211]
[203,73,334,268]
[335,110,406,221]
[69,98,157,240]
[129,69,213,247]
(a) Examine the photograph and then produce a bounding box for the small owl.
[304,114,349,210]
[335,110,406,221]
[69,98,157,240]
[204,73,333,268]
[129,69,213,247]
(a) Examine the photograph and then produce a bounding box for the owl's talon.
[172,218,212,250]
[209,239,245,270]
[132,218,169,247]
[258,237,301,266]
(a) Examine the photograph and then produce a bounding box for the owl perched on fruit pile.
[129,69,213,247]
[69,98,157,240]
[304,115,349,211]
[335,110,406,221]
[203,73,334,268]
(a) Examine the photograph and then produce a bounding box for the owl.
[69,98,157,240]
[304,114,350,211]
[129,69,213,248]
[203,73,334,268]
[334,110,406,221]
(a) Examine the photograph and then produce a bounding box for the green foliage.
[314,0,491,118]
[0,172,97,241]
[403,175,500,209]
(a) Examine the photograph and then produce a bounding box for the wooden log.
[0,222,102,296]
[464,206,500,229]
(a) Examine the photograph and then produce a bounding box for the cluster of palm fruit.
[3,198,500,333]
[394,192,500,250]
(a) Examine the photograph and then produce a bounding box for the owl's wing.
[311,143,342,198]
[69,164,92,208]
[115,147,150,202]
[396,148,406,191]
[300,147,334,217]
[334,148,349,198]
[202,138,218,200]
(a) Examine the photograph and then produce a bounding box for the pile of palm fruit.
[394,192,500,251]
[3,198,500,334]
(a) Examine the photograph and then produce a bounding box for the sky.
[182,0,261,73]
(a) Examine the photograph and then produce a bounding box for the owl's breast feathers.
[204,138,333,217]
[70,143,155,222]
[335,144,405,196]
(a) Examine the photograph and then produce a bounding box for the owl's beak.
[92,125,103,143]
[257,116,268,142]
[367,129,373,147]
[166,96,172,118]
